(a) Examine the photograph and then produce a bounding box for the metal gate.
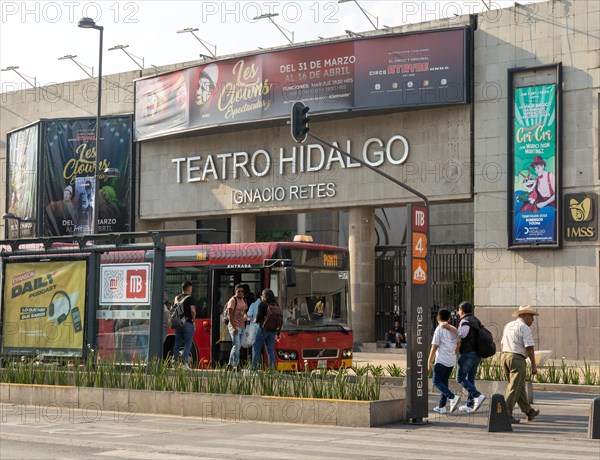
[375,244,474,342]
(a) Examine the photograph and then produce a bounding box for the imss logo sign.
[564,193,597,241]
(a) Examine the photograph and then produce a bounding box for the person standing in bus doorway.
[227,284,248,369]
[172,281,196,370]
[239,284,255,362]
[252,289,282,370]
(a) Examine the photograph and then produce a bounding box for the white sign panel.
[100,263,151,305]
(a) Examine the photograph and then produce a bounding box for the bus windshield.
[278,267,350,332]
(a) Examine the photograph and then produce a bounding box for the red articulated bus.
[97,240,353,370]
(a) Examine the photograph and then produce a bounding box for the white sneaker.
[459,404,474,413]
[449,395,461,413]
[433,406,447,414]
[473,394,486,412]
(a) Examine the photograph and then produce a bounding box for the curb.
[532,383,600,395]
[0,383,406,427]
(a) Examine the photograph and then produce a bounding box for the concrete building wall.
[473,0,600,359]
[1,1,598,358]
[137,104,472,221]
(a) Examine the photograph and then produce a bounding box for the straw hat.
[512,304,540,317]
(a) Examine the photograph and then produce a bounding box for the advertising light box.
[135,28,470,140]
[1,260,87,357]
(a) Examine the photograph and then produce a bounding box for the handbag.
[241,321,259,348]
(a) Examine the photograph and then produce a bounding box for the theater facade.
[1,1,598,359]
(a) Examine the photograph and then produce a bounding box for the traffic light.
[291,101,310,143]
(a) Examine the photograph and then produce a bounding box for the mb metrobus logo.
[100,263,152,305]
[126,270,147,299]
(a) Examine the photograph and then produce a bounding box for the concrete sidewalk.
[1,391,598,459]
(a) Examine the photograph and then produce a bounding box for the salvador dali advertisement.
[1,260,87,357]
[511,84,558,246]
[42,116,133,236]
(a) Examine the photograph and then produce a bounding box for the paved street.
[1,392,598,459]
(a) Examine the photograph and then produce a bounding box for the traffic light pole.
[305,132,429,207]
[303,130,431,424]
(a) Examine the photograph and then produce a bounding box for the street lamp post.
[176,28,217,58]
[58,54,93,78]
[253,13,294,44]
[338,0,379,30]
[78,17,103,235]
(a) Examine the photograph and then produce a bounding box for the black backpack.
[474,323,496,358]
[168,295,189,329]
[262,302,283,332]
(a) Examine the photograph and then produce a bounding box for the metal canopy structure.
[0,230,213,362]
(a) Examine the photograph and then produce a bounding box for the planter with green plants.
[430,357,600,400]
[0,357,405,427]
[531,359,600,394]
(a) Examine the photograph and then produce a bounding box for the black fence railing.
[374,244,474,342]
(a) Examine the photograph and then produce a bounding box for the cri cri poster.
[512,84,557,245]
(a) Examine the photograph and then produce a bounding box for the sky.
[0,1,546,91]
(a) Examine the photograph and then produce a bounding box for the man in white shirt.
[428,308,461,414]
[500,304,540,424]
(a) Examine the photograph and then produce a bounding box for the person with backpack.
[252,289,283,370]
[441,300,486,413]
[171,281,196,370]
[500,305,540,424]
[226,284,248,369]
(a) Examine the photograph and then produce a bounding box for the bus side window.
[197,298,209,318]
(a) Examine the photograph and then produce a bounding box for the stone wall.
[472,0,600,359]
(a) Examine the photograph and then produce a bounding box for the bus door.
[210,268,263,365]
[164,265,210,367]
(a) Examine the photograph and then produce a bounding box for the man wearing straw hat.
[500,304,541,424]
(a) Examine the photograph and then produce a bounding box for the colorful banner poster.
[1,260,87,356]
[353,32,466,108]
[135,28,469,140]
[6,124,39,238]
[512,84,557,245]
[42,116,133,236]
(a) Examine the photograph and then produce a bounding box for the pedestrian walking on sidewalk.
[428,308,461,414]
[442,301,486,413]
[500,304,540,424]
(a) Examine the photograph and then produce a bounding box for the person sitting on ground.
[386,320,406,348]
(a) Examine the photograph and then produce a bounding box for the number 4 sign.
[413,232,428,258]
